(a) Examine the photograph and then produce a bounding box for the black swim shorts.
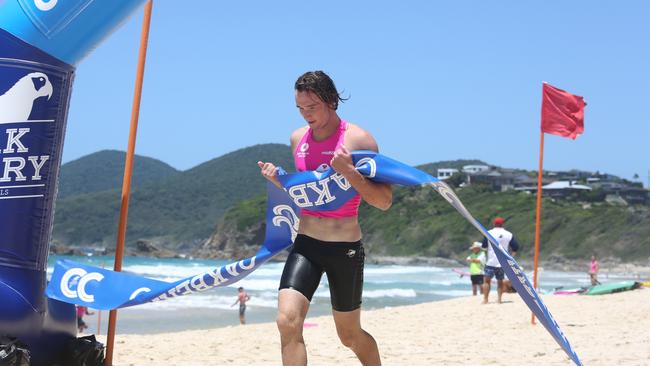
[470,274,484,285]
[279,234,364,312]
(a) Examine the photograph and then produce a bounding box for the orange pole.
[104,1,153,365]
[531,131,545,324]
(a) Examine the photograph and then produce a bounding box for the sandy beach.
[100,287,649,366]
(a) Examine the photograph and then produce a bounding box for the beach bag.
[63,335,104,366]
[0,337,30,366]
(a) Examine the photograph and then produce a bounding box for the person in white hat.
[466,242,486,296]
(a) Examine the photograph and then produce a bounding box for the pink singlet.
[589,260,598,274]
[294,119,361,218]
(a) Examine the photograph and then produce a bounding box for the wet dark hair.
[294,71,348,110]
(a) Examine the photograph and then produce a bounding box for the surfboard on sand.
[585,281,641,296]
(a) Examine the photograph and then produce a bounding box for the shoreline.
[50,250,650,278]
[368,255,650,276]
[98,288,650,365]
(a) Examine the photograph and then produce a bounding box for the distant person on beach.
[231,287,251,325]
[76,305,93,333]
[481,217,520,304]
[466,242,486,295]
[589,255,601,286]
[258,70,392,365]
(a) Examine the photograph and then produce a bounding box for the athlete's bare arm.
[330,123,392,211]
[258,126,308,188]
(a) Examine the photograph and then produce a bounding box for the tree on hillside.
[446,173,466,188]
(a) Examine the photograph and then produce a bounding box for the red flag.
[541,83,586,139]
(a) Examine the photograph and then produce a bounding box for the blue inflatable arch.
[0,1,148,363]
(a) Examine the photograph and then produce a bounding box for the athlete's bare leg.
[482,277,492,304]
[333,308,381,366]
[497,279,504,304]
[277,289,310,366]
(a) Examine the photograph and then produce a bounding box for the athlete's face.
[295,91,333,129]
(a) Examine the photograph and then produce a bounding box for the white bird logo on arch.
[0,72,53,123]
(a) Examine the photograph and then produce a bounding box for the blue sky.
[63,1,649,185]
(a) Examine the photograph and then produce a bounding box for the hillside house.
[437,168,459,180]
[515,180,592,198]
[462,165,490,174]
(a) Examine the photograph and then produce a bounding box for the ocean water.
[47,255,639,335]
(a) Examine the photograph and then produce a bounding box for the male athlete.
[258,70,392,365]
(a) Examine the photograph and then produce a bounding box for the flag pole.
[531,130,545,324]
[104,1,153,365]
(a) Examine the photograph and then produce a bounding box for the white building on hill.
[437,168,459,180]
[462,165,490,174]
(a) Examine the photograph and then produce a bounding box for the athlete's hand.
[257,161,282,188]
[331,145,356,176]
